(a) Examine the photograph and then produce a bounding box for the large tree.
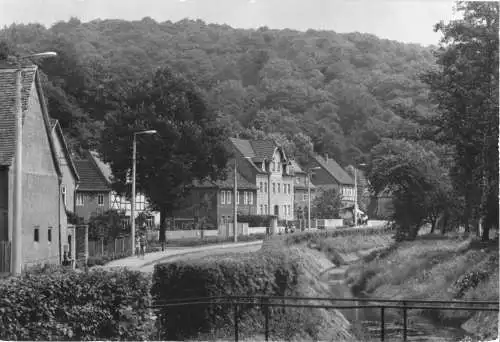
[422,1,499,240]
[368,138,452,240]
[99,67,230,247]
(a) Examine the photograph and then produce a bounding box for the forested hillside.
[0,17,436,165]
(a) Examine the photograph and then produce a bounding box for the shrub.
[151,241,300,340]
[0,268,153,341]
[285,225,392,246]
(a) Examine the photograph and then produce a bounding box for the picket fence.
[88,236,132,258]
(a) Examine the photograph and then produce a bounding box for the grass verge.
[346,236,499,340]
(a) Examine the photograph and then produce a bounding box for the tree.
[368,138,451,240]
[312,189,343,219]
[422,1,499,240]
[99,67,230,249]
[88,210,128,241]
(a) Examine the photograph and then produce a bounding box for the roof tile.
[0,66,37,166]
[74,153,111,192]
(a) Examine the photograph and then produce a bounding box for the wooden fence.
[88,236,132,258]
[0,241,11,274]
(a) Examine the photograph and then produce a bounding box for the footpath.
[103,240,263,269]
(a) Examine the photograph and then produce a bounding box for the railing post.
[234,302,239,342]
[264,297,270,342]
[380,306,385,342]
[403,301,407,342]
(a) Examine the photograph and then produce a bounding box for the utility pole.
[354,167,358,227]
[307,170,312,231]
[233,159,238,242]
[131,130,156,255]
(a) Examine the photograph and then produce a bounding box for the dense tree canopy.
[0,17,436,165]
[98,67,230,243]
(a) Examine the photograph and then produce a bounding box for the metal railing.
[151,295,499,342]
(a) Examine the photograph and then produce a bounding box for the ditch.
[323,267,476,342]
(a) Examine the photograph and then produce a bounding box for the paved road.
[102,240,263,273]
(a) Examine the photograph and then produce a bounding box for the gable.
[22,80,58,175]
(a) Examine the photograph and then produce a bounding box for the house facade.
[90,151,160,228]
[290,160,317,218]
[0,65,62,267]
[74,151,112,222]
[50,119,80,259]
[230,138,294,220]
[300,154,355,206]
[172,169,258,229]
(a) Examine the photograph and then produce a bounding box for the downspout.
[58,175,62,264]
[267,162,271,216]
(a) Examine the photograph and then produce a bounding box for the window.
[303,193,308,201]
[278,163,281,172]
[260,182,263,192]
[272,162,276,171]
[277,183,281,193]
[221,191,226,204]
[97,194,104,206]
[34,226,39,242]
[283,205,286,216]
[61,186,67,206]
[288,205,291,216]
[226,191,232,204]
[236,191,240,204]
[244,191,248,205]
[272,183,276,193]
[260,204,263,214]
[295,178,300,184]
[76,193,84,206]
[264,205,268,214]
[248,192,253,205]
[288,184,291,194]
[48,227,52,243]
[222,216,226,224]
[264,182,267,193]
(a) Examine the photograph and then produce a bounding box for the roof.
[51,119,80,182]
[249,140,276,160]
[0,66,37,166]
[193,168,257,190]
[313,155,354,185]
[290,160,305,174]
[74,151,112,192]
[90,151,114,183]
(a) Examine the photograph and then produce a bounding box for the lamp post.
[353,163,367,227]
[12,51,57,275]
[131,130,157,255]
[307,167,320,231]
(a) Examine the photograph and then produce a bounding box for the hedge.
[0,266,153,341]
[237,214,276,227]
[151,240,301,340]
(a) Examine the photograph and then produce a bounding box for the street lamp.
[353,163,367,227]
[307,167,321,231]
[131,130,157,255]
[233,156,251,243]
[12,51,57,275]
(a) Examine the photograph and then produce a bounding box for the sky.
[0,0,461,46]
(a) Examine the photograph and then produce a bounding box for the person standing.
[139,233,146,259]
[135,234,141,257]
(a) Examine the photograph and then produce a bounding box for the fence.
[0,241,11,274]
[151,295,499,342]
[88,236,132,258]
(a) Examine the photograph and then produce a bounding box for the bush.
[0,267,153,341]
[151,240,300,340]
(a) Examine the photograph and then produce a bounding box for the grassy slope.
[345,236,499,340]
